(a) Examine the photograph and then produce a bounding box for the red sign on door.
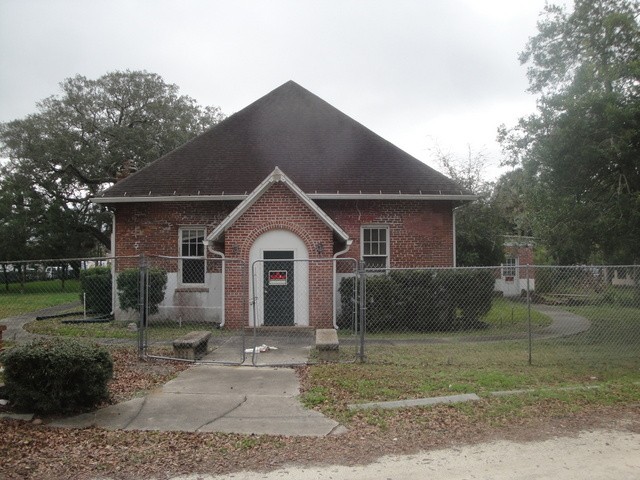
[268,270,288,286]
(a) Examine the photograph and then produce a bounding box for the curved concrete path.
[530,304,591,339]
[48,365,343,437]
[0,302,81,343]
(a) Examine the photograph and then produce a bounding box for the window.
[180,228,205,284]
[362,226,389,269]
[502,257,517,279]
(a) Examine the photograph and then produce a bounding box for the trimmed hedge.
[79,267,112,315]
[116,268,167,315]
[338,269,495,332]
[0,338,113,414]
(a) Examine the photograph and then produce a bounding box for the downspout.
[333,239,353,329]
[452,205,464,268]
[203,240,225,327]
[110,211,116,316]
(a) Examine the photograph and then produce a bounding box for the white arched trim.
[248,229,309,327]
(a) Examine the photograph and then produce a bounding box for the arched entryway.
[248,229,309,327]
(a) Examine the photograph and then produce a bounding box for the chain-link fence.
[0,257,137,348]
[355,265,640,372]
[140,255,248,364]
[2,257,638,374]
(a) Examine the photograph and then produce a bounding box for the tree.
[491,169,534,238]
[0,70,224,251]
[499,0,640,264]
[0,171,44,290]
[433,146,506,266]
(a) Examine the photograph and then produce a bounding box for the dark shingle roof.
[99,81,467,199]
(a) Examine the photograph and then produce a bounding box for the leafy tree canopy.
[499,0,640,264]
[0,70,224,255]
[434,146,506,267]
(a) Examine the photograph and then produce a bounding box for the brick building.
[495,235,536,296]
[93,81,474,329]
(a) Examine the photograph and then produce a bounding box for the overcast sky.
[0,0,563,179]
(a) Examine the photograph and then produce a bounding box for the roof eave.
[91,193,477,204]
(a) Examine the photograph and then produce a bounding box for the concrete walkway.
[531,304,591,338]
[48,365,343,437]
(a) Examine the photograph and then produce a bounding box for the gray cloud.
[0,0,556,175]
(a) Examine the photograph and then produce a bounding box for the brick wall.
[113,201,238,261]
[112,192,455,328]
[318,199,454,267]
[505,244,535,279]
[223,183,335,329]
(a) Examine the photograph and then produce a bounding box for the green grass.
[303,340,640,424]
[483,297,551,331]
[24,317,226,341]
[303,302,640,422]
[340,298,552,340]
[0,280,81,319]
[0,279,80,294]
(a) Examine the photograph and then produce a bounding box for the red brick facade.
[113,201,238,259]
[504,244,535,280]
[222,183,335,329]
[319,199,454,268]
[112,185,455,328]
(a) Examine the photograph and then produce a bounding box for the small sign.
[269,270,288,286]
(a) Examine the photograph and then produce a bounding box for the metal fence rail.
[141,255,248,365]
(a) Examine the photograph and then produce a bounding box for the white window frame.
[179,227,206,285]
[502,256,518,279]
[361,225,390,269]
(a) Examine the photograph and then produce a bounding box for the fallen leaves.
[1,350,639,479]
[106,347,190,404]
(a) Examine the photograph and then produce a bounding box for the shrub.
[338,269,495,332]
[0,338,113,414]
[116,268,167,315]
[79,266,112,315]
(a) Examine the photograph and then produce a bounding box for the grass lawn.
[303,301,640,424]
[23,317,227,341]
[341,297,552,340]
[0,280,80,319]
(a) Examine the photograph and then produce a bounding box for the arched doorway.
[248,229,309,327]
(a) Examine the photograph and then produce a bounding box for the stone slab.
[348,393,480,410]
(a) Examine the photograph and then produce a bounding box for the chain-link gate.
[249,257,359,366]
[139,255,248,364]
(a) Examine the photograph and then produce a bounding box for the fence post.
[138,254,147,359]
[358,261,366,363]
[527,264,532,365]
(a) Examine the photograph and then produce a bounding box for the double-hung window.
[180,228,205,284]
[362,226,389,269]
[502,257,517,279]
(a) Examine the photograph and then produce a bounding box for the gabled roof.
[95,81,473,203]
[206,167,349,243]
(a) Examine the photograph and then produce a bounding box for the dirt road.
[172,429,640,480]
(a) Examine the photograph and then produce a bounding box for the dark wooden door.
[263,251,294,326]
